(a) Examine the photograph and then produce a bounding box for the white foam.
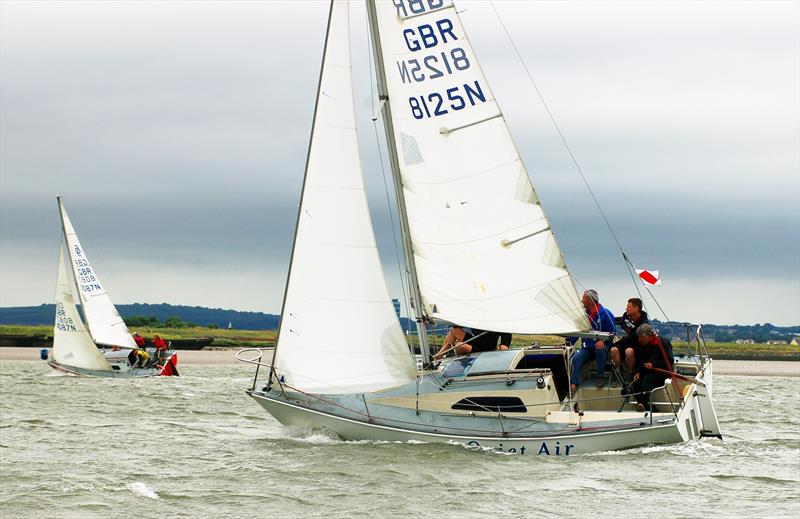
[294,431,342,445]
[450,439,515,456]
[128,481,159,500]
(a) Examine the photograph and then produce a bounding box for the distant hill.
[0,303,280,330]
[1,304,798,340]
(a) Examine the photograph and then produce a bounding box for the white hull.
[249,389,710,456]
[48,359,166,378]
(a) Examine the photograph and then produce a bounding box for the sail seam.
[413,218,548,246]
[408,158,520,186]
[427,275,570,303]
[291,295,402,304]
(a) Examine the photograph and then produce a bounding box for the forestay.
[58,199,137,348]
[372,0,589,334]
[53,244,113,371]
[273,0,417,394]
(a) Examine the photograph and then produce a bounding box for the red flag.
[636,269,661,286]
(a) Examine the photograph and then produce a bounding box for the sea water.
[1,361,798,518]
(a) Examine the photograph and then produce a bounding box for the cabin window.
[451,396,527,413]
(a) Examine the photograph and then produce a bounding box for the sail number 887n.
[408,80,486,120]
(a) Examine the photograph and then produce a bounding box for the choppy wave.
[127,482,159,500]
[1,360,798,518]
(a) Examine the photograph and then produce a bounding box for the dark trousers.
[630,374,667,406]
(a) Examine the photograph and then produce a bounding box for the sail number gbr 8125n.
[393,5,486,120]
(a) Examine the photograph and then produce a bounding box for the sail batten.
[372,1,589,334]
[272,0,417,394]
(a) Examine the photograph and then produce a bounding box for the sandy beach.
[1,347,797,376]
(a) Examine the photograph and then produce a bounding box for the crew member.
[152,334,168,363]
[570,289,615,392]
[610,298,649,379]
[433,326,510,360]
[630,323,674,412]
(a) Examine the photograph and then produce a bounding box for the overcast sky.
[1,0,798,326]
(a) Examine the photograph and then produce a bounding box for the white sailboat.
[50,197,179,377]
[239,0,721,454]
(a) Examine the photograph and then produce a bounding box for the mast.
[56,196,93,340]
[267,0,336,389]
[365,0,431,365]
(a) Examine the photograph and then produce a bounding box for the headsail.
[370,0,589,334]
[57,198,137,348]
[272,0,417,394]
[53,244,113,371]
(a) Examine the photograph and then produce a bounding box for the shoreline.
[0,347,798,376]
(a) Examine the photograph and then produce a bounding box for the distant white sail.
[373,0,589,334]
[58,199,137,348]
[53,244,113,371]
[273,0,417,394]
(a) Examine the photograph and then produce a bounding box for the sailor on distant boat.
[570,290,615,392]
[432,326,510,360]
[129,345,149,368]
[152,334,168,363]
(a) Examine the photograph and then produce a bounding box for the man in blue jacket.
[570,289,615,393]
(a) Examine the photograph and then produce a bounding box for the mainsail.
[53,244,113,371]
[272,0,418,394]
[57,198,137,348]
[371,0,589,334]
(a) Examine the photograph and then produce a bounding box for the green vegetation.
[0,324,276,348]
[1,325,797,359]
[124,315,201,329]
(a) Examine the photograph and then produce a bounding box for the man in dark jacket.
[630,323,674,411]
[610,298,649,378]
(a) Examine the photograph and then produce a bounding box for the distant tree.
[207,323,219,329]
[124,315,161,327]
[163,316,185,328]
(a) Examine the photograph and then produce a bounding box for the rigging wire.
[487,1,671,322]
[365,13,414,330]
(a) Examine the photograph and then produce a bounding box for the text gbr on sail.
[394,17,488,119]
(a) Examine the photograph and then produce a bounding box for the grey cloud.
[1,1,797,325]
